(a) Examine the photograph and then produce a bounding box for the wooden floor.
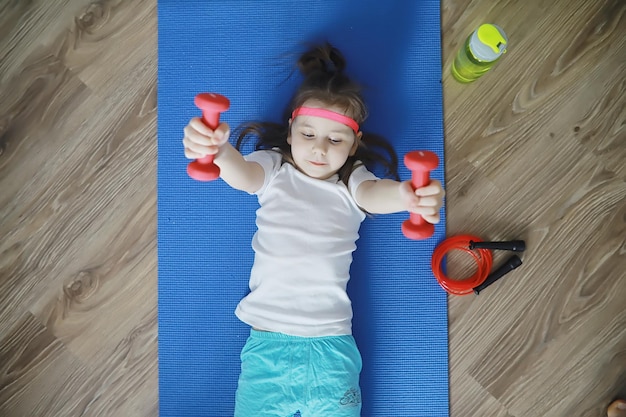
[0,0,623,416]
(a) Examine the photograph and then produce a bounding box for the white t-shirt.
[235,150,378,337]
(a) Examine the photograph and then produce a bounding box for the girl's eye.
[329,138,342,144]
[301,132,314,138]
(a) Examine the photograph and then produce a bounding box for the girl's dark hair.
[235,42,399,185]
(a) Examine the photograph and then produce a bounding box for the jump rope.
[188,92,525,295]
[431,236,525,295]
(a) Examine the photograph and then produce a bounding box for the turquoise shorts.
[235,329,363,417]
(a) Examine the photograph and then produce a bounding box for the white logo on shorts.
[340,388,361,407]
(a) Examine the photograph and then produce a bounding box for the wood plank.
[450,374,514,417]
[0,311,86,417]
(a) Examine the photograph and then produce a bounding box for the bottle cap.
[469,24,508,62]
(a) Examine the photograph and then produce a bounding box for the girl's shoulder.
[244,148,283,167]
[347,162,379,196]
[243,149,285,196]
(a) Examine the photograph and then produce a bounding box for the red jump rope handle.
[402,150,439,240]
[187,93,231,181]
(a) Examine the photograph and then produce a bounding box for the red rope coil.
[431,234,493,295]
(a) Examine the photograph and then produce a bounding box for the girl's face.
[288,100,362,180]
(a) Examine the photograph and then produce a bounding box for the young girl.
[183,43,444,417]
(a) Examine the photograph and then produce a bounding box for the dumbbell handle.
[410,169,430,224]
[402,150,439,240]
[187,93,230,182]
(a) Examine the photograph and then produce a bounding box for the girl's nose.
[312,139,327,155]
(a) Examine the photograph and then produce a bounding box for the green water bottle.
[451,24,508,83]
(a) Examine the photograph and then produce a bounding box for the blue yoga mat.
[157,1,448,416]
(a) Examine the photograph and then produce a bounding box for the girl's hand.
[399,179,445,224]
[183,118,231,159]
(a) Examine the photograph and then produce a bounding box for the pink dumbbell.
[187,93,231,181]
[402,150,439,240]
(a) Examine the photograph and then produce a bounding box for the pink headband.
[291,107,359,134]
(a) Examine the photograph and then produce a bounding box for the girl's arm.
[183,118,264,194]
[356,179,444,223]
[213,142,264,193]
